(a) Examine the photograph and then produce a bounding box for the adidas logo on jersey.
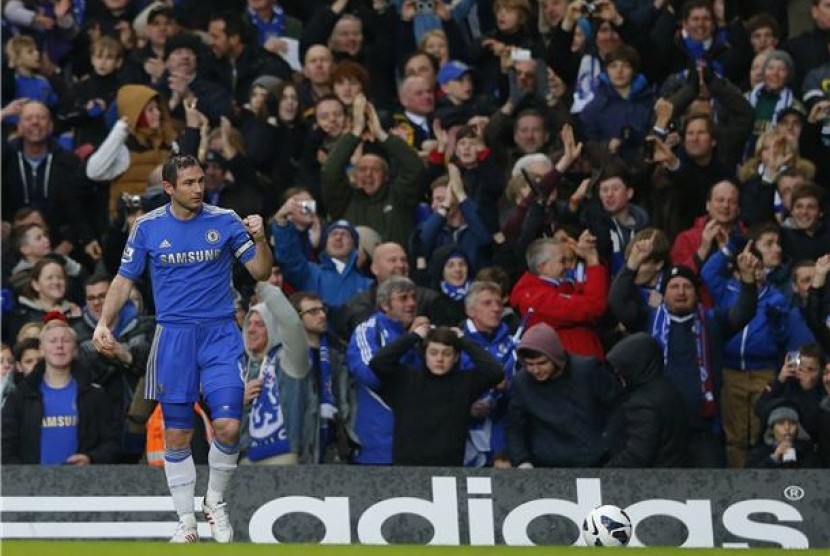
[159,239,172,249]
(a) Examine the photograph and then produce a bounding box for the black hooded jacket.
[605,333,689,467]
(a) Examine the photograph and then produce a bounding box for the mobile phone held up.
[415,0,435,14]
[510,48,532,62]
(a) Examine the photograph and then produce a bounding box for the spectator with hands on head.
[369,322,504,466]
[322,93,423,246]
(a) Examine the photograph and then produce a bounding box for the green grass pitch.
[3,543,826,556]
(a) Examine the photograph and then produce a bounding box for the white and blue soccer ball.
[582,504,632,547]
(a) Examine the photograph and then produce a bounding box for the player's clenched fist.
[244,215,266,242]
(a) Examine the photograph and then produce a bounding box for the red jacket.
[509,264,608,360]
[670,216,746,309]
[671,216,710,274]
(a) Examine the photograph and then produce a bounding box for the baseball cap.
[438,61,472,87]
[777,105,806,123]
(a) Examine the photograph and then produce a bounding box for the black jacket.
[605,333,690,467]
[507,354,622,467]
[746,400,823,468]
[784,28,830,96]
[370,333,503,466]
[1,362,120,464]
[204,45,292,106]
[2,139,95,246]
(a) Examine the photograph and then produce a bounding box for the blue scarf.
[441,280,470,301]
[651,304,717,419]
[82,300,138,339]
[247,350,292,461]
[248,5,285,44]
[681,33,724,77]
[748,84,794,127]
[318,334,336,415]
[463,319,517,467]
[316,335,336,457]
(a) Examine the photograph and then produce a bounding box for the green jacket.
[321,133,423,246]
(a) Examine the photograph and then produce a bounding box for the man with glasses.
[292,291,351,463]
[72,273,156,463]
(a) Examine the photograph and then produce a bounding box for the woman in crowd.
[85,84,177,219]
[6,258,82,342]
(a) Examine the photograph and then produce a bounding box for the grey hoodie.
[240,283,312,461]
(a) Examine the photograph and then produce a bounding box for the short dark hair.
[424,326,462,353]
[84,273,112,289]
[791,259,816,279]
[790,183,824,207]
[684,112,716,136]
[402,50,439,77]
[162,155,201,186]
[12,337,40,360]
[514,109,546,130]
[746,14,780,38]
[10,223,44,252]
[799,343,825,367]
[605,45,640,74]
[210,11,251,43]
[315,93,345,111]
[747,221,780,250]
[289,291,323,313]
[681,0,715,21]
[599,159,631,186]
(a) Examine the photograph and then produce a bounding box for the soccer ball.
[582,504,632,547]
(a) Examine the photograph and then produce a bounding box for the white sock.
[205,439,238,506]
[164,448,196,525]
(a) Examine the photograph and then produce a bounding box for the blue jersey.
[40,379,78,465]
[118,204,256,324]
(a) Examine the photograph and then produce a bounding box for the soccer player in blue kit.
[93,155,273,543]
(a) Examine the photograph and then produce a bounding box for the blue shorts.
[145,320,244,404]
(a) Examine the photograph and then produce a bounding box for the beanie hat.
[251,75,282,97]
[322,219,359,249]
[660,265,699,295]
[164,33,202,60]
[763,405,810,445]
[428,243,469,287]
[762,50,795,85]
[518,323,566,370]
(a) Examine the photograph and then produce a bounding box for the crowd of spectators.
[1,0,829,469]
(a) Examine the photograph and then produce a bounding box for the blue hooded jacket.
[271,222,372,309]
[346,311,421,464]
[579,73,654,149]
[701,250,815,371]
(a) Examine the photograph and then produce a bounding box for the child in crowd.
[3,35,59,124]
[58,36,123,151]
